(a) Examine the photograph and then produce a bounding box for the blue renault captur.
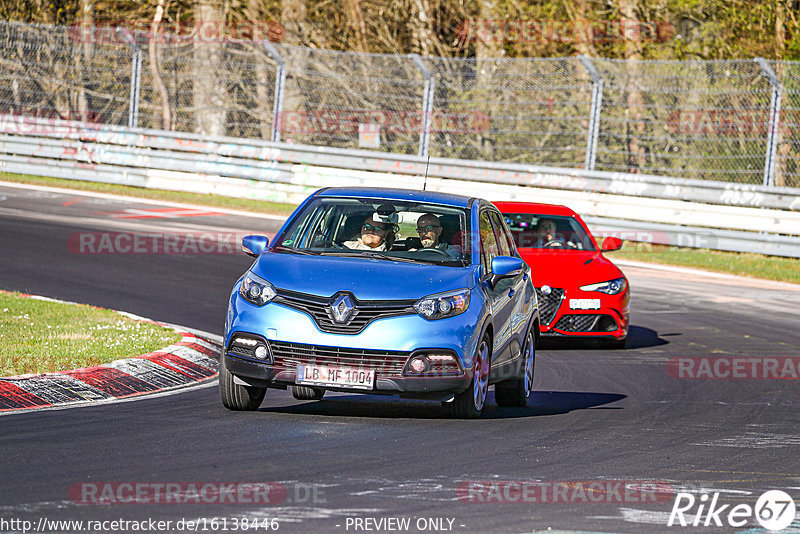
[221,187,539,417]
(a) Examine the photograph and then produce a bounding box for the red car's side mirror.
[602,236,623,252]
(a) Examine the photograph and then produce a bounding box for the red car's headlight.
[580,277,627,295]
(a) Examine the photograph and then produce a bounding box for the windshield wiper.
[318,250,419,263]
[357,251,420,264]
[273,246,320,256]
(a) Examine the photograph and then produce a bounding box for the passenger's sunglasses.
[362,223,386,233]
[417,224,440,233]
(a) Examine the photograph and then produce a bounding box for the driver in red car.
[536,218,559,245]
[536,217,582,249]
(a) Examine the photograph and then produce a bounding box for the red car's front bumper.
[537,287,630,340]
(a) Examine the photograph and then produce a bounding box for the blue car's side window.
[479,211,499,276]
[489,211,512,257]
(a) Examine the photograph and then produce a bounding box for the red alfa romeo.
[494,202,630,348]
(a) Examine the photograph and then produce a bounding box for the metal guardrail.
[4,21,800,188]
[1,115,799,257]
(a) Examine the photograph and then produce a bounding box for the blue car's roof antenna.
[423,156,430,191]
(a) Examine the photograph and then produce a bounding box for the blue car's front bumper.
[223,290,484,400]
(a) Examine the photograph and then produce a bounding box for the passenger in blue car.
[413,213,463,259]
[343,216,395,251]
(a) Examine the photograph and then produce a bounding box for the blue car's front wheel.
[220,357,267,411]
[446,335,490,418]
[496,330,535,407]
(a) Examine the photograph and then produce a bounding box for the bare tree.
[75,0,92,121]
[149,0,172,129]
[409,0,435,56]
[193,0,226,136]
[347,0,368,52]
[281,0,307,46]
[619,0,647,172]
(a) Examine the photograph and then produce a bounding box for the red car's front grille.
[535,287,564,326]
[554,314,618,332]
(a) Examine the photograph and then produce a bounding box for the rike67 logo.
[668,490,796,530]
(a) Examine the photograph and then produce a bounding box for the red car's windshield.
[503,213,596,251]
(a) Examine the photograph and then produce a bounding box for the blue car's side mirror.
[490,256,525,287]
[242,235,269,257]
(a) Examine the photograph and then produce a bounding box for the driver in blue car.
[344,216,395,251]
[414,213,462,259]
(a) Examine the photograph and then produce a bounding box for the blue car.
[220,187,539,417]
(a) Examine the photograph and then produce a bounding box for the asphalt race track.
[1,182,799,534]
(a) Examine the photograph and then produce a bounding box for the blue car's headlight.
[414,288,470,320]
[239,271,277,306]
[580,277,627,295]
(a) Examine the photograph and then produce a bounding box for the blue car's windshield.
[276,197,471,266]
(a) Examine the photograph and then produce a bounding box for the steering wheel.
[544,239,578,249]
[543,239,566,248]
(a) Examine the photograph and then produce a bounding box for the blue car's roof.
[315,187,475,208]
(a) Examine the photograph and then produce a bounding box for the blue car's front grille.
[269,341,410,377]
[274,288,416,335]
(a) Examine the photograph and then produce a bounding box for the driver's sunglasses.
[362,223,386,233]
[416,224,440,233]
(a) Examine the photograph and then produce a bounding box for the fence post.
[756,58,782,187]
[410,54,434,158]
[579,55,603,171]
[118,28,142,128]
[263,42,286,143]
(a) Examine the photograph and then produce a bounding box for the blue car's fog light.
[403,351,462,376]
[228,334,273,363]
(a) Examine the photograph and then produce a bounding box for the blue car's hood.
[251,252,476,300]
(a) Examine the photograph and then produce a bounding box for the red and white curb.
[0,295,220,413]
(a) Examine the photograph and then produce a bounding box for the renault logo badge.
[330,293,355,324]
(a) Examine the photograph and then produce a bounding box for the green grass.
[3,171,798,285]
[0,171,299,217]
[0,291,182,377]
[612,242,800,285]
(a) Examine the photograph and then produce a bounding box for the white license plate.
[569,298,601,310]
[296,364,375,390]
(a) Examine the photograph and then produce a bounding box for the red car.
[493,202,630,348]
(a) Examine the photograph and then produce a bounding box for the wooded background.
[2,0,799,61]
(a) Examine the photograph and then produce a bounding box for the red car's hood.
[517,250,624,288]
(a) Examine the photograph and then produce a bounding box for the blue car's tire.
[291,385,326,400]
[495,330,535,407]
[446,335,491,419]
[219,357,266,411]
